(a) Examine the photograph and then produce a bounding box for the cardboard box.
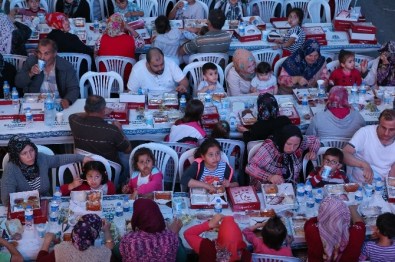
[348,30,375,41]
[190,188,228,209]
[351,22,376,34]
[303,26,326,41]
[106,102,129,121]
[119,93,146,109]
[348,33,377,44]
[8,190,47,224]
[128,19,145,29]
[242,16,266,30]
[270,17,291,29]
[234,25,262,42]
[262,183,295,210]
[8,199,48,224]
[202,106,219,120]
[0,104,20,120]
[226,186,260,211]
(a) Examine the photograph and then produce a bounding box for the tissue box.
[234,25,262,42]
[119,93,146,109]
[0,103,20,120]
[106,102,129,122]
[226,186,260,211]
[303,26,326,41]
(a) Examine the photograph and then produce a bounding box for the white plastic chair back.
[252,253,301,262]
[246,140,263,153]
[199,0,212,10]
[326,60,340,73]
[3,54,27,71]
[307,0,331,23]
[129,143,178,191]
[223,2,243,17]
[334,0,352,17]
[252,49,282,68]
[247,142,263,162]
[320,137,350,149]
[43,0,57,12]
[58,53,92,79]
[88,0,109,21]
[320,51,336,63]
[302,146,330,180]
[197,0,209,18]
[188,52,229,68]
[10,0,48,10]
[58,162,83,186]
[216,138,245,181]
[95,55,136,94]
[224,62,233,94]
[157,0,175,15]
[273,56,287,78]
[135,0,158,16]
[79,71,123,98]
[283,0,310,18]
[247,0,283,23]
[354,54,375,65]
[182,61,224,97]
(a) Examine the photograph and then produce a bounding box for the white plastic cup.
[322,165,331,181]
[316,79,325,88]
[38,59,46,71]
[56,112,64,123]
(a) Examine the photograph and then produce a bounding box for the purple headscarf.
[377,41,395,86]
[72,214,102,251]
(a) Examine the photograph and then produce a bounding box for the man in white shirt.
[127,47,188,94]
[343,109,395,183]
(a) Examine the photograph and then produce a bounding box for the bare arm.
[343,144,373,183]
[188,178,216,193]
[390,163,395,177]
[0,238,23,262]
[349,205,363,224]
[176,77,189,93]
[168,1,183,19]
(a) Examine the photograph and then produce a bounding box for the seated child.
[60,161,116,195]
[273,8,305,55]
[11,0,46,18]
[214,0,243,21]
[242,216,292,257]
[122,147,163,199]
[250,62,278,94]
[197,62,225,94]
[329,49,362,86]
[360,212,395,262]
[114,0,144,22]
[211,120,230,139]
[307,147,349,188]
[181,138,238,193]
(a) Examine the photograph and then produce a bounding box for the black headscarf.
[256,93,279,121]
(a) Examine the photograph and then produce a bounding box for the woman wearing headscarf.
[362,40,395,87]
[1,135,90,204]
[237,93,291,144]
[184,214,249,262]
[278,39,329,94]
[304,196,365,262]
[55,0,90,22]
[118,198,179,261]
[306,86,365,139]
[0,13,31,56]
[37,214,113,262]
[227,49,256,96]
[245,124,320,190]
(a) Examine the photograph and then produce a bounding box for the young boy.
[359,213,395,262]
[329,49,362,86]
[214,0,243,21]
[197,62,225,94]
[307,147,349,188]
[11,0,46,18]
[114,0,144,22]
[250,62,278,94]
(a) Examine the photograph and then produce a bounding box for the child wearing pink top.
[242,216,293,257]
[122,147,163,199]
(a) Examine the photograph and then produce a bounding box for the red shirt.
[60,181,116,196]
[329,68,362,86]
[304,217,366,262]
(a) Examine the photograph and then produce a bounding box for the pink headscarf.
[216,216,247,261]
[326,86,350,119]
[317,196,350,262]
[46,12,67,31]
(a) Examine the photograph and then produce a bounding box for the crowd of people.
[0,1,395,261]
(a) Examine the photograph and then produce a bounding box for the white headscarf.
[0,14,16,54]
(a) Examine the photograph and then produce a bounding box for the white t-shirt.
[137,173,150,187]
[197,80,225,93]
[250,75,277,93]
[348,125,395,182]
[175,1,205,19]
[127,57,185,93]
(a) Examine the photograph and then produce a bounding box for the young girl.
[114,0,144,22]
[359,212,395,262]
[168,99,206,144]
[273,8,306,56]
[329,49,362,86]
[242,216,293,257]
[60,161,116,196]
[250,62,278,94]
[181,138,238,193]
[122,147,163,199]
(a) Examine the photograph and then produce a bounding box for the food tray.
[190,188,228,209]
[293,88,327,102]
[154,191,172,205]
[262,183,295,210]
[289,216,307,239]
[387,177,395,203]
[238,110,257,126]
[226,186,260,211]
[69,190,103,216]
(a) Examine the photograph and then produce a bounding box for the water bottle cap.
[26,205,32,209]
[56,186,60,190]
[216,198,221,202]
[117,202,122,206]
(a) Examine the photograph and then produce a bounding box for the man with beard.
[127,47,188,94]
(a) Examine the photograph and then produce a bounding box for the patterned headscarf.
[216,216,247,261]
[105,13,126,38]
[256,93,279,121]
[317,196,350,262]
[0,13,16,54]
[282,39,326,80]
[72,214,102,251]
[377,41,395,86]
[326,86,350,109]
[233,49,256,81]
[132,198,165,233]
[46,12,67,31]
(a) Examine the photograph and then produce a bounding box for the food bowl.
[344,183,359,192]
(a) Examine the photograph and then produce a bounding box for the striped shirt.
[27,177,41,191]
[183,31,232,55]
[359,241,395,262]
[283,25,305,54]
[200,161,226,184]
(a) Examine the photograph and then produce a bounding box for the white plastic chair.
[302,146,330,180]
[197,0,209,18]
[320,51,336,63]
[273,56,287,78]
[320,137,350,149]
[246,140,264,153]
[58,162,83,187]
[334,0,352,17]
[283,0,310,19]
[224,61,233,94]
[252,49,282,68]
[135,0,158,17]
[95,55,136,94]
[354,54,375,65]
[251,253,301,262]
[199,0,212,10]
[3,54,27,71]
[10,0,48,11]
[157,0,175,15]
[129,143,179,191]
[216,138,245,181]
[247,142,263,162]
[182,61,224,97]
[42,0,57,12]
[247,0,283,23]
[188,53,229,68]
[326,60,340,73]
[58,53,92,79]
[307,0,331,23]
[79,71,123,98]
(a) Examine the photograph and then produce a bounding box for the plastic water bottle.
[49,210,59,228]
[306,192,315,216]
[238,23,245,36]
[374,177,384,195]
[384,91,392,105]
[44,93,55,126]
[50,199,59,213]
[53,186,62,205]
[11,87,19,106]
[179,95,187,113]
[229,113,237,132]
[25,107,33,125]
[354,187,363,203]
[350,84,358,104]
[204,93,213,107]
[301,94,309,116]
[93,19,100,33]
[114,202,125,235]
[315,189,323,204]
[3,81,10,100]
[214,198,222,214]
[137,87,143,95]
[25,205,34,230]
[123,196,130,213]
[318,84,325,104]
[304,180,312,197]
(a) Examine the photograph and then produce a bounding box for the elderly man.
[69,95,132,183]
[127,47,188,94]
[15,38,79,109]
[179,9,232,55]
[343,109,395,184]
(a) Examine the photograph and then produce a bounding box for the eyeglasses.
[323,159,338,165]
[86,175,101,181]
